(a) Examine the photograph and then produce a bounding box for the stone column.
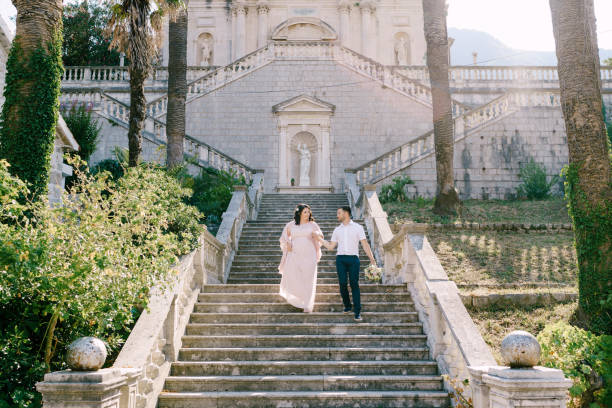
[278,124,288,186]
[256,0,270,48]
[231,7,237,60]
[360,0,376,58]
[320,123,331,186]
[338,0,351,47]
[233,1,247,59]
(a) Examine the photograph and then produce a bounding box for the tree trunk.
[166,7,188,169]
[126,1,152,167]
[0,0,63,201]
[550,0,612,335]
[422,0,462,216]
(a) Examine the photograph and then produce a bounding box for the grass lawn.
[384,197,571,225]
[469,301,577,364]
[427,230,578,286]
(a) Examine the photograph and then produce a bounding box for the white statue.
[297,143,311,186]
[199,38,212,66]
[394,37,409,65]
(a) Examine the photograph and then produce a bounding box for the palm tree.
[0,0,64,201]
[549,0,612,335]
[421,0,462,216]
[107,0,184,167]
[166,5,188,168]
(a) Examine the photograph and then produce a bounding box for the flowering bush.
[365,264,383,283]
[0,158,204,407]
[537,321,611,408]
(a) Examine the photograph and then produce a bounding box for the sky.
[0,0,611,51]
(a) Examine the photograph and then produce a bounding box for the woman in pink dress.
[278,204,323,313]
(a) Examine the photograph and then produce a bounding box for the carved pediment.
[273,94,335,114]
[272,17,338,41]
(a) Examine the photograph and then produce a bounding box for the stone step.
[170,360,440,377]
[177,346,431,362]
[163,374,444,392]
[231,260,367,270]
[193,302,414,313]
[199,284,407,294]
[226,271,367,279]
[181,334,427,348]
[189,311,419,324]
[157,390,450,408]
[226,278,368,284]
[185,322,424,336]
[198,292,409,303]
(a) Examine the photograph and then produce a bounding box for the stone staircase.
[158,193,450,408]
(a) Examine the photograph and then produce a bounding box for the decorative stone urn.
[500,330,541,368]
[66,336,107,371]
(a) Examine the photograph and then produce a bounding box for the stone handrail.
[36,179,264,408]
[349,90,561,185]
[142,41,471,120]
[146,45,274,118]
[344,174,498,400]
[60,89,259,183]
[383,225,498,394]
[335,46,470,116]
[62,65,217,85]
[398,65,612,88]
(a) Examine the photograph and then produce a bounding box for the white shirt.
[331,220,366,256]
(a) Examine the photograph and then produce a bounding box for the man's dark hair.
[340,206,352,217]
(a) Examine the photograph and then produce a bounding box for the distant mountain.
[448,28,612,66]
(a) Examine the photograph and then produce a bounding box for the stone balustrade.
[36,181,263,408]
[60,89,259,182]
[349,89,562,185]
[344,176,572,407]
[62,66,216,85]
[398,65,612,89]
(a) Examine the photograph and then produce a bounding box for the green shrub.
[516,159,559,199]
[0,158,204,407]
[62,103,101,163]
[187,167,246,234]
[91,158,125,181]
[379,176,414,204]
[538,322,612,408]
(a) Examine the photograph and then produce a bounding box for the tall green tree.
[107,0,184,167]
[63,0,121,66]
[166,5,188,168]
[0,0,64,201]
[549,0,612,335]
[422,0,462,216]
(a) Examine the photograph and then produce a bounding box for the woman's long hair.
[294,203,315,225]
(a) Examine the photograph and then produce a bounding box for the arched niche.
[272,17,338,41]
[195,32,214,66]
[290,132,318,186]
[393,32,411,65]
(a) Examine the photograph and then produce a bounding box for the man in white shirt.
[315,206,376,321]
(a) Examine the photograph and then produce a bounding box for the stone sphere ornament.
[501,330,541,368]
[66,337,107,371]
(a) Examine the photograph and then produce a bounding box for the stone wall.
[392,106,568,199]
[185,59,434,192]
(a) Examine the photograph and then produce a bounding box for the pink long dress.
[278,221,323,313]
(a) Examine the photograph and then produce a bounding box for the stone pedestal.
[36,368,141,408]
[469,366,572,408]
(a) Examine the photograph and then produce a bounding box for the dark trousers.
[336,255,361,314]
